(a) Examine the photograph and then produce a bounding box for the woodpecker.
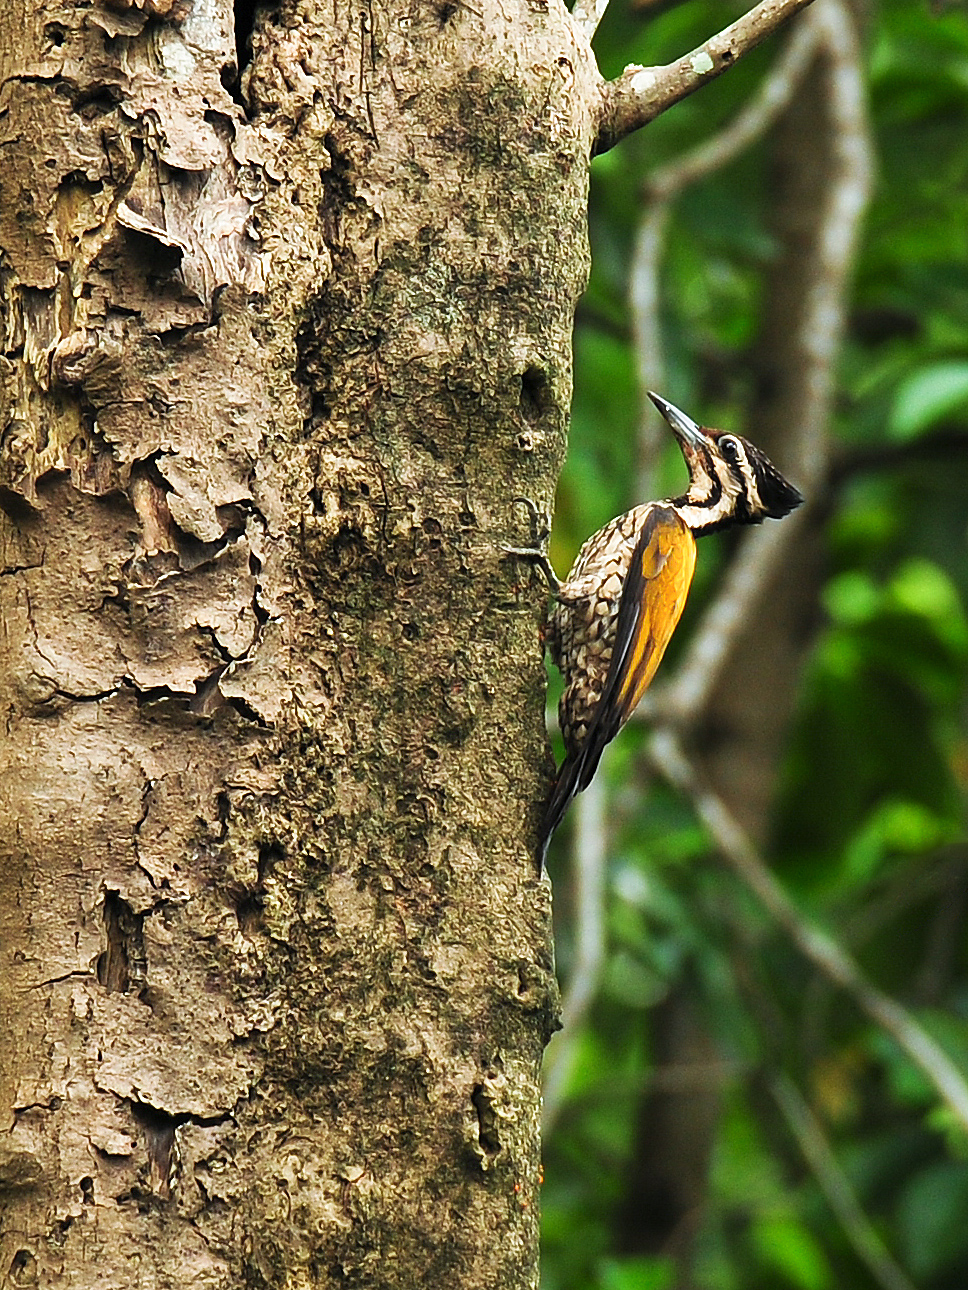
[511,392,804,869]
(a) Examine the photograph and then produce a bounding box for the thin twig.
[630,199,672,506]
[801,850,968,1070]
[770,1073,918,1290]
[649,729,968,1138]
[596,0,818,154]
[542,774,607,1132]
[647,14,822,202]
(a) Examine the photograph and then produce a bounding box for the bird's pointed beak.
[648,391,707,450]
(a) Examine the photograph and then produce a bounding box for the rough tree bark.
[0,0,814,1284]
[0,0,599,1283]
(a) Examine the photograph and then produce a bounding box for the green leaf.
[888,360,968,439]
[750,1216,832,1290]
[597,1256,675,1290]
[823,571,881,626]
[897,1160,968,1276]
[889,559,968,634]
[843,797,954,884]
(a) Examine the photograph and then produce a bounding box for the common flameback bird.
[510,393,804,870]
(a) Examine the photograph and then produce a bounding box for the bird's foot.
[503,497,560,592]
[502,545,561,593]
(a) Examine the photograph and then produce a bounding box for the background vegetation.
[541,2,968,1287]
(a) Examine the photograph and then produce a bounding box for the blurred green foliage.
[542,1,968,1287]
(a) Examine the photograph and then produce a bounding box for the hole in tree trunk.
[96,890,146,994]
[519,366,549,422]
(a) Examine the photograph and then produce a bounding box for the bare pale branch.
[630,15,821,501]
[638,0,872,729]
[771,1074,918,1290]
[542,775,608,1132]
[596,0,818,154]
[630,201,672,504]
[650,729,968,1139]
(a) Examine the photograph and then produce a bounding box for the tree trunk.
[0,0,599,1284]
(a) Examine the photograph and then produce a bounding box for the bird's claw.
[512,496,552,546]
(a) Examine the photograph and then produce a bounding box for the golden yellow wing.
[539,505,696,865]
[608,504,697,731]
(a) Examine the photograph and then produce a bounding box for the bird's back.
[548,503,659,750]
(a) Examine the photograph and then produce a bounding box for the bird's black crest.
[746,443,804,519]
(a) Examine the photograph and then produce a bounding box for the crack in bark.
[0,561,44,577]
[22,584,57,671]
[223,693,270,728]
[51,685,121,704]
[25,971,93,990]
[134,775,154,837]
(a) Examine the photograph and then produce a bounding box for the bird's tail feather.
[536,744,605,871]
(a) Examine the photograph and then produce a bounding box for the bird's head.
[648,391,804,534]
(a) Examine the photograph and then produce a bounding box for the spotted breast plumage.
[513,392,804,870]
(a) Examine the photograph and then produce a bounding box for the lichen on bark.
[0,0,600,1284]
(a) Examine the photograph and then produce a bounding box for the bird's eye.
[720,436,741,464]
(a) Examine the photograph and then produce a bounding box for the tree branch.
[770,1073,918,1290]
[630,15,820,501]
[542,775,608,1133]
[630,199,671,505]
[649,729,968,1139]
[793,0,874,488]
[595,0,819,154]
[636,0,871,731]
